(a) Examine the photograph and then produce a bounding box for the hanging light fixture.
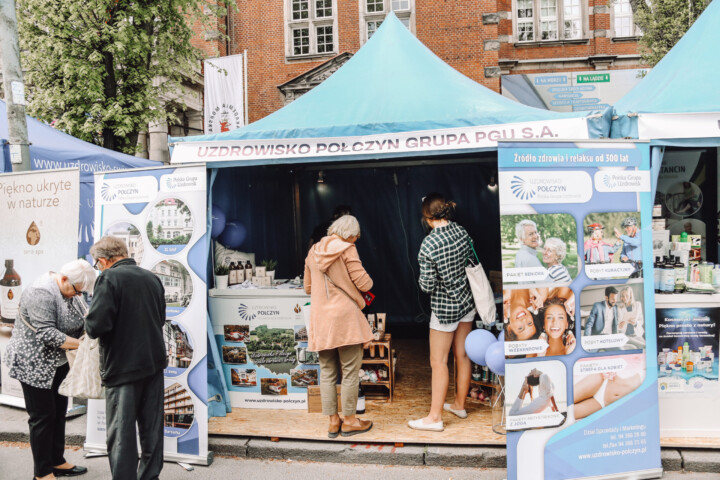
[317,171,325,183]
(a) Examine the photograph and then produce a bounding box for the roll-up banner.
[86,165,210,465]
[498,140,662,480]
[0,169,80,408]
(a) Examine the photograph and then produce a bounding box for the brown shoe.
[328,420,342,439]
[341,419,373,437]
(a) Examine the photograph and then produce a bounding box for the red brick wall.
[190,0,643,123]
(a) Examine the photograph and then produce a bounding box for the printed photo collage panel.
[501,211,646,431]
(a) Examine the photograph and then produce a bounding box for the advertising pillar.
[86,165,210,464]
[498,140,662,480]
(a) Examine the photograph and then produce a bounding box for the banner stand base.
[0,394,25,409]
[570,468,663,480]
[83,443,214,467]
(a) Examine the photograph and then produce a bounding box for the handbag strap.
[18,303,37,333]
[467,238,481,265]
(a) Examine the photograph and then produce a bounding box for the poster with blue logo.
[207,291,316,409]
[85,165,210,464]
[498,141,662,480]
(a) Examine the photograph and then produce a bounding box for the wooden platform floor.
[209,338,506,445]
[208,338,719,449]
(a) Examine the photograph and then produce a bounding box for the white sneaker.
[408,418,444,432]
[443,403,468,419]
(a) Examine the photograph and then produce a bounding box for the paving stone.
[424,445,506,469]
[210,436,250,457]
[247,439,424,466]
[681,449,720,473]
[661,449,682,471]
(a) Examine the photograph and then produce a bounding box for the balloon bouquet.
[464,328,506,432]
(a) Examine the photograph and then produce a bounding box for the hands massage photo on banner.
[503,286,576,358]
[583,212,643,280]
[573,353,645,420]
[580,280,646,352]
[501,213,577,285]
[505,360,567,431]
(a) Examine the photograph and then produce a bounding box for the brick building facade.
[189,0,643,130]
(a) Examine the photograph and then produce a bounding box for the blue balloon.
[211,205,226,239]
[485,341,505,376]
[465,329,497,366]
[498,330,505,343]
[219,221,247,249]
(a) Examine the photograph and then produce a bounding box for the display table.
[655,293,720,439]
[208,286,312,410]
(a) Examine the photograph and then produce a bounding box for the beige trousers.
[318,343,363,416]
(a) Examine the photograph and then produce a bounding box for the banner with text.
[0,169,79,407]
[208,293,315,410]
[171,118,589,164]
[498,141,661,480]
[638,112,720,140]
[86,165,209,464]
[204,54,245,134]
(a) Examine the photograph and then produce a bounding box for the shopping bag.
[466,240,497,326]
[58,335,105,399]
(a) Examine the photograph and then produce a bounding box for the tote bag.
[58,334,104,399]
[466,240,497,326]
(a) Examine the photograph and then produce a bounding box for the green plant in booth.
[215,264,230,276]
[261,259,278,271]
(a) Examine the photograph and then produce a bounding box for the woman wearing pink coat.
[304,215,374,438]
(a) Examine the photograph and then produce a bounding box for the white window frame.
[610,0,640,38]
[512,0,588,43]
[359,0,415,45]
[285,0,338,59]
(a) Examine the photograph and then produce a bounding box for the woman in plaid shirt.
[408,193,476,432]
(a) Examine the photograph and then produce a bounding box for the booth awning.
[170,13,606,166]
[0,99,159,255]
[610,0,720,143]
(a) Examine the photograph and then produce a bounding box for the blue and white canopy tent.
[0,99,159,257]
[170,14,609,417]
[170,13,608,166]
[610,0,720,200]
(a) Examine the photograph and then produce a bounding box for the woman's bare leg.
[574,398,602,420]
[451,322,472,411]
[420,329,454,424]
[573,373,604,403]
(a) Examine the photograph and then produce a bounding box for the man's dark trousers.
[105,369,164,480]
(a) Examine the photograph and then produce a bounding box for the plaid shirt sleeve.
[417,223,475,324]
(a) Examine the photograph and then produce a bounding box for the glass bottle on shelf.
[1,259,22,323]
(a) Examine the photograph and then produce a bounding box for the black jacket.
[85,258,167,387]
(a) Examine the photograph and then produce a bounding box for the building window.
[360,0,414,44]
[514,0,586,42]
[293,0,309,19]
[286,0,336,58]
[612,0,637,37]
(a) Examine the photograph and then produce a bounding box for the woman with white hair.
[542,237,571,284]
[618,286,645,349]
[304,215,374,438]
[4,259,95,479]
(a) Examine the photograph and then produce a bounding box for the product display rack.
[361,333,394,402]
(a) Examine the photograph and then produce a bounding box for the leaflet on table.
[0,169,80,407]
[208,295,317,409]
[87,165,209,463]
[656,307,719,394]
[498,141,661,480]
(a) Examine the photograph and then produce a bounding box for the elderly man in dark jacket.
[85,236,166,480]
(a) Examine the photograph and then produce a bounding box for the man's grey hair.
[60,259,97,294]
[327,215,361,240]
[90,236,129,261]
[515,219,537,242]
[544,237,567,262]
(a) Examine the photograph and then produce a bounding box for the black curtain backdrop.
[211,156,501,337]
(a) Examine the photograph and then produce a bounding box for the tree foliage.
[632,0,711,66]
[17,0,231,153]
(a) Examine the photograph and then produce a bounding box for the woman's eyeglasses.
[93,259,101,270]
[71,284,83,296]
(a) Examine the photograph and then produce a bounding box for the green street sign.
[577,74,610,83]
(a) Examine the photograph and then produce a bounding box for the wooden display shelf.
[362,333,394,402]
[470,379,501,390]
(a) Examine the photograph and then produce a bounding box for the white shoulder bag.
[466,239,497,326]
